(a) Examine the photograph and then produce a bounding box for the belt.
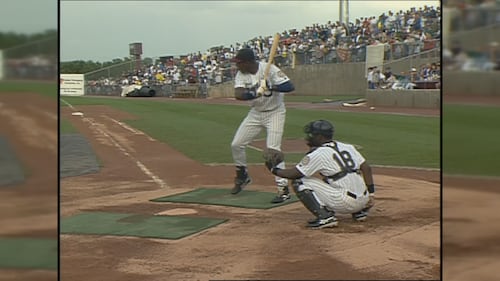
[347,190,368,199]
[323,169,358,183]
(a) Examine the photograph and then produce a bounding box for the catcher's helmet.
[304,120,334,138]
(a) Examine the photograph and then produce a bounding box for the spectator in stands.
[372,67,381,88]
[381,72,397,89]
[391,70,416,90]
[383,67,393,79]
[409,67,420,83]
[173,70,181,84]
[155,71,165,84]
[367,67,375,89]
[375,68,386,88]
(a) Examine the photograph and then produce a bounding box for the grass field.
[443,104,500,177]
[0,81,57,97]
[284,95,363,103]
[60,118,77,133]
[61,96,439,169]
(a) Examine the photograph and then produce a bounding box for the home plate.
[155,208,198,216]
[71,112,84,116]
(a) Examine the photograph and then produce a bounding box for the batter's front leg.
[230,114,263,195]
[231,114,262,167]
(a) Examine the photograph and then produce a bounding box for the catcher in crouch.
[264,120,375,229]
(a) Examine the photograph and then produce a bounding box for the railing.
[275,40,440,66]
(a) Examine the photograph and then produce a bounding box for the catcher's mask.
[304,120,334,144]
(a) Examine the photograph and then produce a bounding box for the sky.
[60,1,440,62]
[0,0,57,34]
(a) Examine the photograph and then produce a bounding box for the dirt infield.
[443,176,500,281]
[60,99,440,280]
[0,93,57,281]
[441,93,500,280]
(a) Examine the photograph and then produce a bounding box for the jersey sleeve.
[234,72,246,88]
[269,64,290,86]
[295,149,325,177]
[346,144,366,169]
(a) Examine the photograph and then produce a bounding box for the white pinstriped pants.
[296,177,369,214]
[231,105,288,187]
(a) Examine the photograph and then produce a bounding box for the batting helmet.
[304,120,334,139]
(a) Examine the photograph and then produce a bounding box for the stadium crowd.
[90,4,442,91]
[443,0,500,71]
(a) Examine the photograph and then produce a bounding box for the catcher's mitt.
[263,148,285,170]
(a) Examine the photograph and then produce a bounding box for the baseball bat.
[263,33,281,81]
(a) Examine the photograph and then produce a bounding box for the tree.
[143,57,153,66]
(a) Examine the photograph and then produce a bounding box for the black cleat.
[231,176,251,194]
[309,216,338,229]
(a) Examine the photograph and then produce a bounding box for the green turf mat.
[60,212,227,240]
[0,238,57,270]
[150,188,299,209]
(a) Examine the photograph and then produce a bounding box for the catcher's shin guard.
[295,189,333,220]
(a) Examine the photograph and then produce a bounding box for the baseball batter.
[266,120,375,228]
[230,48,295,203]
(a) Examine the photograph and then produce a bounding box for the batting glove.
[257,79,272,96]
[256,85,267,96]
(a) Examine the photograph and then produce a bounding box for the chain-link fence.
[1,36,57,80]
[274,39,440,67]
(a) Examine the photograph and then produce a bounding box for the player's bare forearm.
[360,162,375,194]
[271,167,303,179]
[360,162,373,185]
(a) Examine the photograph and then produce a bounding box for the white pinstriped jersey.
[231,62,291,187]
[295,141,369,214]
[234,61,290,112]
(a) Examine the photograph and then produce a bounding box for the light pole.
[339,0,349,26]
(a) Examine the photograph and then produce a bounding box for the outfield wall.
[209,82,441,109]
[443,71,500,96]
[366,89,440,109]
[283,56,438,96]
